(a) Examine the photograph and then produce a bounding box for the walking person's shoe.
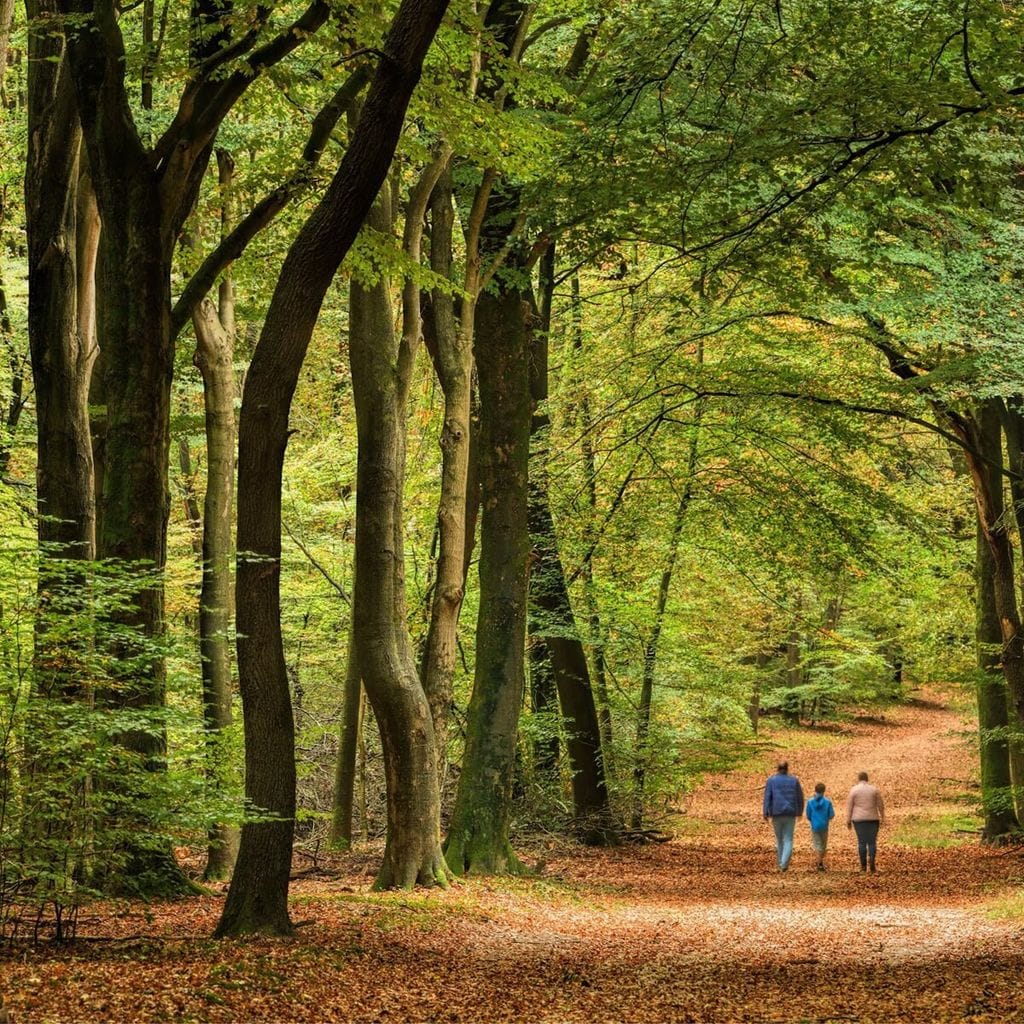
[868,859,876,873]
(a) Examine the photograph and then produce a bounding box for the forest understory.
[4,690,1023,1024]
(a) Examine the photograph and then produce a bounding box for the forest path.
[6,691,1024,1022]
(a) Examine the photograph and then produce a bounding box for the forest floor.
[5,690,1024,1022]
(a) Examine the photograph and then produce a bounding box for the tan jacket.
[846,781,884,824]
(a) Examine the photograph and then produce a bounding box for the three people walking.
[763,765,884,872]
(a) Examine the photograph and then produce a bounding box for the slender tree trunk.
[190,149,239,880]
[445,276,532,876]
[348,208,448,889]
[631,485,690,830]
[191,307,237,878]
[631,365,702,830]
[528,629,560,774]
[217,0,449,936]
[570,274,614,771]
[329,617,361,848]
[975,515,1019,840]
[419,166,473,782]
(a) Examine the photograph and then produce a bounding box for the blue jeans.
[771,815,796,870]
[853,819,880,868]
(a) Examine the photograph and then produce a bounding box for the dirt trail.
[5,693,1024,1022]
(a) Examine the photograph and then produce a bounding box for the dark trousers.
[853,819,879,868]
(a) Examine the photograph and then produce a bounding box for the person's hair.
[857,771,869,781]
[814,782,826,794]
[777,761,789,773]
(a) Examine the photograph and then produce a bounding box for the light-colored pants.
[772,815,796,870]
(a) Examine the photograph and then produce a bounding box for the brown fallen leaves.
[4,691,1024,1023]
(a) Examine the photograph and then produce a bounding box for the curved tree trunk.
[348,226,448,889]
[528,252,616,843]
[216,0,449,936]
[419,166,473,782]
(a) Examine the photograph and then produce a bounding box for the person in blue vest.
[805,782,836,871]
[762,760,805,872]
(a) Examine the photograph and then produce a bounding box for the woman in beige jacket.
[846,771,885,872]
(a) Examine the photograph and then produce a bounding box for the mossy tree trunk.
[419,165,474,783]
[975,515,1019,840]
[445,276,532,876]
[348,199,448,889]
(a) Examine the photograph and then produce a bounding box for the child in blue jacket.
[805,782,835,871]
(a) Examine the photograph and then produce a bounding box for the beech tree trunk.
[975,516,1019,840]
[997,401,1024,818]
[329,616,361,848]
[445,277,532,876]
[419,166,474,781]
[961,402,1024,728]
[348,207,448,889]
[216,0,449,936]
[26,4,95,564]
[529,480,618,843]
[190,149,239,881]
[570,274,614,771]
[528,252,617,843]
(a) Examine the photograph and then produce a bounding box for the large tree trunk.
[975,516,1019,840]
[528,251,616,843]
[348,210,448,889]
[25,4,95,565]
[528,479,618,843]
[997,401,1024,819]
[445,277,532,876]
[962,402,1024,728]
[216,0,449,936]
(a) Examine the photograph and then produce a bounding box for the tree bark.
[348,202,448,889]
[528,251,616,843]
[216,0,449,936]
[445,276,532,876]
[961,403,1024,729]
[188,148,239,881]
[419,165,474,783]
[570,273,614,771]
[329,616,361,848]
[975,514,1019,840]
[26,3,95,563]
